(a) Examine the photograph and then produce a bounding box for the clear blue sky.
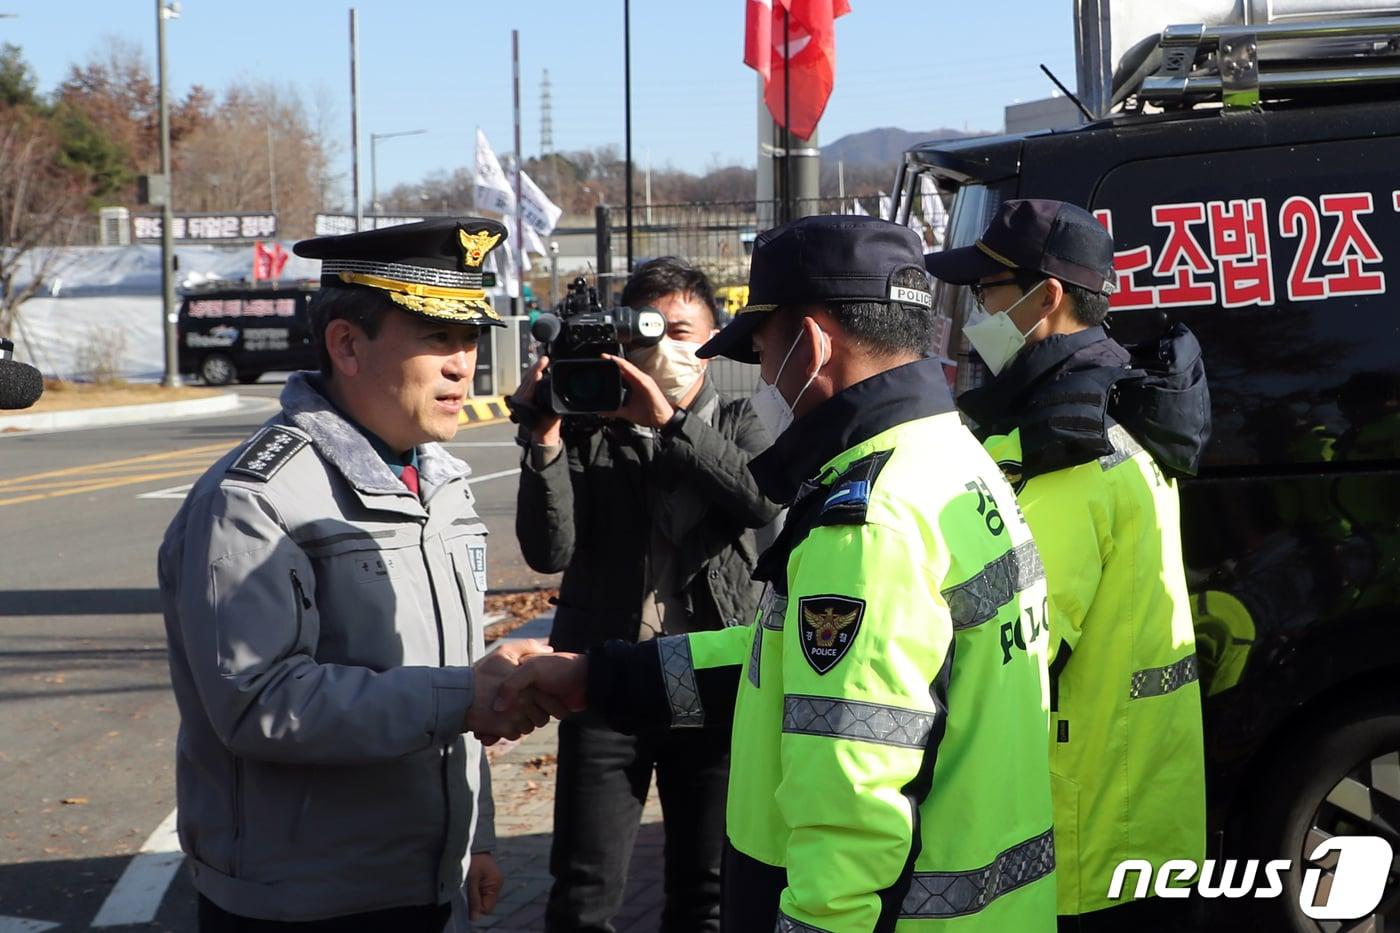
[9,1,1076,204]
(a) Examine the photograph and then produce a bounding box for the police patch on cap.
[798,595,866,675]
[293,218,508,326]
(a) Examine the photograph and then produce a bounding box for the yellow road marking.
[0,465,212,507]
[0,418,512,508]
[0,441,231,490]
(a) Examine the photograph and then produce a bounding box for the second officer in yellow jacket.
[928,199,1211,932]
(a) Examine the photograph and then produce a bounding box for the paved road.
[0,384,557,932]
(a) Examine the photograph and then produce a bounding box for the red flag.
[744,0,849,140]
[252,241,271,281]
[269,242,289,281]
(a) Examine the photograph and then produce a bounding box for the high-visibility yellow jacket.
[601,359,1059,930]
[983,423,1206,915]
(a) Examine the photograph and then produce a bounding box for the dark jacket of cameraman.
[516,378,778,651]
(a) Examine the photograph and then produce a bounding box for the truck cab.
[894,13,1400,930]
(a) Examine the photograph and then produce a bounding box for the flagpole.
[782,5,792,225]
[623,0,634,273]
[512,30,525,317]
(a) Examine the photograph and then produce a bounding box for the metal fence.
[595,198,855,297]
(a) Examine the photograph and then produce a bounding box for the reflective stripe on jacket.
[669,379,1056,929]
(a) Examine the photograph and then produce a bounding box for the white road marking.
[137,483,195,500]
[469,468,521,484]
[90,808,183,928]
[0,918,60,933]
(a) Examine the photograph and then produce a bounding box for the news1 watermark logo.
[1108,836,1394,920]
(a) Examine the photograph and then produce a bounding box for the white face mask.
[749,329,828,439]
[627,338,706,404]
[962,281,1045,376]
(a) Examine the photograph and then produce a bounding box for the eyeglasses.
[967,276,1022,304]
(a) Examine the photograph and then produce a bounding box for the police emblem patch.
[798,595,865,675]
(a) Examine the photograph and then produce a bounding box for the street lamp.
[157,0,181,387]
[370,129,427,216]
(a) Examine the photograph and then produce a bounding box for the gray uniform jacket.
[158,373,494,922]
[516,380,779,651]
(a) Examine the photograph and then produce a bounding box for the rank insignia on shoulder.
[798,595,865,675]
[818,449,892,526]
[228,426,308,483]
[997,459,1027,495]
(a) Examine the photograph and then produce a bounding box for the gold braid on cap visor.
[335,271,501,322]
[974,240,1020,269]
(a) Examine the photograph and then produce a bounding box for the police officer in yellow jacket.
[503,216,1059,931]
[926,200,1210,932]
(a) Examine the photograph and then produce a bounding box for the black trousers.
[198,894,450,933]
[1058,895,1200,933]
[546,712,730,933]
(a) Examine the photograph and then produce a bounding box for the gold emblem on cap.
[459,229,502,271]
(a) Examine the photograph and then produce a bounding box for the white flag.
[517,168,563,238]
[909,213,928,247]
[489,214,553,299]
[849,199,868,216]
[473,129,563,238]
[473,129,515,217]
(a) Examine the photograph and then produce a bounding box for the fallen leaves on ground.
[484,588,557,643]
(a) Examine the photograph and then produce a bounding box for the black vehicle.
[177,282,319,385]
[894,13,1400,931]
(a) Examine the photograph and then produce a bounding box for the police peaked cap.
[924,199,1118,297]
[294,218,508,326]
[698,214,932,363]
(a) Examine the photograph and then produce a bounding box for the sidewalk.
[479,619,665,931]
[480,721,665,932]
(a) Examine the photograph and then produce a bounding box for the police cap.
[924,199,1117,297]
[698,215,932,363]
[293,218,509,326]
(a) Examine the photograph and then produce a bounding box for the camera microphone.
[0,338,43,411]
[531,313,563,344]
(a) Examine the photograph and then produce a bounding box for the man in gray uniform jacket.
[158,219,554,932]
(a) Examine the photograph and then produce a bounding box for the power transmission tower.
[540,69,554,190]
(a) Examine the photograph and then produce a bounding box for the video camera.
[509,277,666,426]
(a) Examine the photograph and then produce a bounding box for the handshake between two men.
[465,639,592,743]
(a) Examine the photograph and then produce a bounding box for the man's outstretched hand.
[496,652,589,718]
[466,638,561,743]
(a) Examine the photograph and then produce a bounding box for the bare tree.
[0,103,90,334]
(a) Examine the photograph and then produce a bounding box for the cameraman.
[514,257,779,932]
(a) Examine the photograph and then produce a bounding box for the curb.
[458,396,510,425]
[0,392,242,434]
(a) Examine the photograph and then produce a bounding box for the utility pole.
[349,8,363,230]
[157,0,181,387]
[370,129,427,215]
[512,30,525,319]
[267,121,278,214]
[623,0,634,271]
